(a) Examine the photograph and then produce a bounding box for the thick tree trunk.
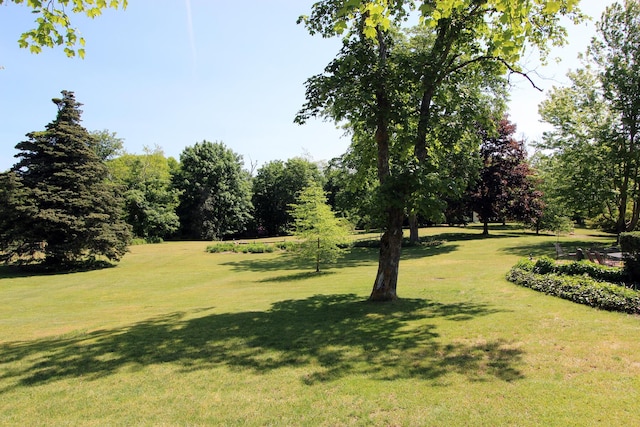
[616,131,636,233]
[409,212,419,244]
[369,207,404,301]
[367,26,402,302]
[483,221,489,235]
[616,179,629,234]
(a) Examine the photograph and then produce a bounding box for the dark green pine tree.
[0,90,131,269]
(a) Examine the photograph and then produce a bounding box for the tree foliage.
[468,118,542,235]
[537,69,614,224]
[252,157,323,236]
[538,1,640,233]
[298,0,580,300]
[0,90,131,268]
[299,0,583,64]
[174,141,253,240]
[90,129,124,161]
[1,0,127,58]
[289,183,351,272]
[323,153,381,230]
[107,146,181,241]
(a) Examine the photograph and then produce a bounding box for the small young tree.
[289,184,351,272]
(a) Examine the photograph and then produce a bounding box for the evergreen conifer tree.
[0,91,131,269]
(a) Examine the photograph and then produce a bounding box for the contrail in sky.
[184,0,197,72]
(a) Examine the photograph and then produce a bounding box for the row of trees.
[0,89,541,269]
[9,0,632,304]
[115,117,542,243]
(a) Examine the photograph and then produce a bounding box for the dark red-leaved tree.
[469,118,543,235]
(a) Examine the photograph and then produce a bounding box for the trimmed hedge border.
[515,257,630,285]
[507,259,640,314]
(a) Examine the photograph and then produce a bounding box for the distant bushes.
[206,236,444,254]
[507,257,640,314]
[206,242,282,254]
[351,236,445,248]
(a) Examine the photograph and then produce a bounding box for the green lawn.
[1,225,639,426]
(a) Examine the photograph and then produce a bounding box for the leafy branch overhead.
[2,0,127,58]
[300,0,585,65]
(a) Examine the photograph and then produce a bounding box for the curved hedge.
[507,258,640,315]
[514,256,629,285]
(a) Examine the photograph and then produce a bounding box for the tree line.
[0,89,542,270]
[4,0,638,301]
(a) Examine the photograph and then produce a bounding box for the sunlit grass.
[1,225,638,425]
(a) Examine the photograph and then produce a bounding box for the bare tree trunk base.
[369,207,404,302]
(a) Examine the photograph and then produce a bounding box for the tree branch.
[446,55,543,92]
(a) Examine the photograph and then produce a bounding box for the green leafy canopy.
[2,0,127,58]
[301,0,585,65]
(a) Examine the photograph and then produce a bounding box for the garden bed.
[507,257,640,314]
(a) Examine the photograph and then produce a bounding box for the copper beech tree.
[297,0,584,301]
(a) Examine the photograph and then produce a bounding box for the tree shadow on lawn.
[0,261,116,279]
[0,294,523,392]
[422,230,528,244]
[222,245,460,282]
[501,238,620,259]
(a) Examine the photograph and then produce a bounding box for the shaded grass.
[1,226,639,426]
[0,294,519,392]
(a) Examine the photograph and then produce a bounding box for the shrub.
[620,232,640,282]
[274,241,296,251]
[533,256,556,274]
[206,243,236,253]
[518,257,630,286]
[556,261,628,284]
[206,242,283,254]
[512,258,535,271]
[239,243,275,253]
[507,264,640,314]
[351,237,445,249]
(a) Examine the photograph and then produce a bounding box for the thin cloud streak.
[184,0,197,73]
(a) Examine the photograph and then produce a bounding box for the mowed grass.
[1,225,639,426]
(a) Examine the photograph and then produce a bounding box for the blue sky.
[0,1,615,173]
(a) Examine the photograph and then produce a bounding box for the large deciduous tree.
[538,1,640,233]
[1,0,127,57]
[297,0,582,301]
[252,157,323,236]
[468,118,543,235]
[537,68,614,225]
[591,0,640,233]
[174,141,253,240]
[107,146,181,242]
[0,90,131,268]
